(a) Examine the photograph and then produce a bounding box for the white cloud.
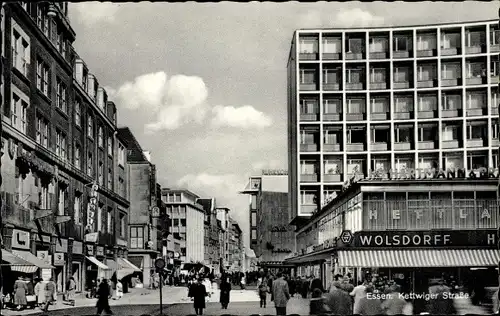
[211,105,273,129]
[333,8,384,28]
[251,159,286,171]
[72,2,121,25]
[107,71,209,133]
[296,8,384,28]
[109,71,272,132]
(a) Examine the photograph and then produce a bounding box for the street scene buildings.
[1,1,500,315]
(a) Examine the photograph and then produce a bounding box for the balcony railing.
[393,81,411,89]
[418,140,437,150]
[441,139,460,149]
[300,205,317,214]
[371,112,389,121]
[323,174,342,182]
[346,82,364,90]
[466,138,486,148]
[322,52,341,60]
[416,49,436,57]
[346,143,365,151]
[300,83,318,91]
[300,143,319,152]
[323,83,341,91]
[394,142,412,151]
[466,76,487,86]
[299,52,318,60]
[394,111,413,120]
[371,142,388,151]
[346,113,365,121]
[441,78,461,87]
[323,113,342,121]
[466,107,487,117]
[300,113,319,121]
[418,110,437,119]
[441,47,460,56]
[370,82,387,90]
[417,79,437,88]
[323,143,341,152]
[300,174,319,182]
[441,108,462,118]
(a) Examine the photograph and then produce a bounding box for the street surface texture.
[0,286,490,315]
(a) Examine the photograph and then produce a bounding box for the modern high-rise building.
[288,19,500,227]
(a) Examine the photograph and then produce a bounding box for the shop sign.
[85,232,98,243]
[342,230,497,248]
[314,237,338,252]
[86,183,99,233]
[53,253,65,266]
[12,229,30,250]
[367,206,492,221]
[116,239,127,247]
[55,239,68,253]
[37,251,50,265]
[96,246,104,257]
[85,244,95,256]
[262,169,288,176]
[73,241,83,255]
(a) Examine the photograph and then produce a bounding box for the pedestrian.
[188,277,208,315]
[309,274,324,294]
[66,277,77,306]
[96,279,113,315]
[310,288,327,315]
[115,280,123,300]
[324,281,352,315]
[258,277,268,308]
[288,277,296,298]
[271,272,290,316]
[13,276,28,310]
[41,278,56,312]
[240,274,246,290]
[219,275,231,309]
[350,280,367,314]
[381,285,406,315]
[357,285,383,315]
[34,278,45,308]
[301,276,308,298]
[428,279,455,315]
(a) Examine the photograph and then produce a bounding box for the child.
[258,280,268,308]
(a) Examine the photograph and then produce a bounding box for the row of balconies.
[300,122,499,153]
[299,60,498,92]
[298,28,499,61]
[298,154,495,184]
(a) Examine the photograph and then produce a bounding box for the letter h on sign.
[369,210,377,220]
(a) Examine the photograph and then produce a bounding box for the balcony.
[345,36,365,60]
[393,33,412,58]
[369,35,389,59]
[346,126,366,151]
[299,67,318,91]
[441,125,462,149]
[466,122,487,148]
[370,96,390,121]
[491,30,500,52]
[300,205,317,215]
[299,36,319,60]
[418,124,438,149]
[440,31,461,56]
[346,143,365,152]
[466,92,487,117]
[300,98,319,121]
[416,32,437,57]
[371,126,390,151]
[322,36,342,60]
[300,173,319,183]
[394,125,413,150]
[465,29,486,54]
[300,143,318,152]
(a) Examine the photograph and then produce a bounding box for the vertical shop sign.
[86,183,99,233]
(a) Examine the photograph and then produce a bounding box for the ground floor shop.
[127,250,160,288]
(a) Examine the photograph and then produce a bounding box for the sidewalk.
[454,297,490,315]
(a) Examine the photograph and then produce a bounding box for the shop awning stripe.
[12,250,54,269]
[86,256,110,270]
[119,258,141,272]
[338,249,500,268]
[11,265,39,274]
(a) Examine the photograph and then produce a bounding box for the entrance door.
[54,266,66,293]
[72,262,82,292]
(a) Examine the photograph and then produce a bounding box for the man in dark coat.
[96,279,113,315]
[271,272,290,316]
[188,277,208,315]
[309,275,324,293]
[219,275,231,309]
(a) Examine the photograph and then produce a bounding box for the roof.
[116,127,149,162]
[161,188,200,199]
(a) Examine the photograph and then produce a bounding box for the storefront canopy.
[338,249,500,268]
[86,256,109,270]
[12,250,54,271]
[115,258,141,280]
[1,249,39,273]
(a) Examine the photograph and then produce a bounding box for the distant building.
[117,127,160,288]
[216,208,230,269]
[161,189,205,265]
[228,217,244,272]
[241,171,295,273]
[197,198,220,272]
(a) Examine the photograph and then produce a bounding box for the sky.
[69,1,498,247]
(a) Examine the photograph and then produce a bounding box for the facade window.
[300,69,316,84]
[491,29,500,46]
[118,144,125,166]
[98,127,103,147]
[346,68,362,84]
[299,37,318,54]
[300,99,317,114]
[416,34,436,50]
[87,116,93,138]
[417,65,436,81]
[300,190,316,205]
[347,99,365,114]
[251,229,257,240]
[36,58,50,96]
[56,78,67,113]
[56,29,66,57]
[74,194,82,225]
[87,152,93,176]
[16,174,27,208]
[322,68,339,84]
[107,168,112,189]
[11,27,30,77]
[324,98,340,114]
[107,137,113,156]
[74,145,81,169]
[441,63,461,80]
[418,95,437,111]
[394,97,413,112]
[466,92,486,109]
[38,182,49,210]
[75,100,81,126]
[394,67,410,82]
[11,92,28,134]
[118,177,125,196]
[466,31,484,47]
[107,208,112,233]
[347,38,363,53]
[322,37,341,53]
[370,68,386,83]
[369,37,387,53]
[36,116,49,148]
[97,206,102,232]
[371,97,388,113]
[130,227,144,249]
[98,162,104,186]
[119,213,126,238]
[442,94,462,110]
[36,5,50,37]
[55,129,67,160]
[393,36,409,51]
[57,186,66,216]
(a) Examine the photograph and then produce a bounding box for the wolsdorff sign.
[342,230,497,248]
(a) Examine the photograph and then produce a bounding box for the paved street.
[1,284,491,316]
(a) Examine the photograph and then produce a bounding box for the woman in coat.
[219,276,231,309]
[188,277,208,315]
[13,276,28,310]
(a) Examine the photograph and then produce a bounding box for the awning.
[127,256,144,269]
[86,256,109,270]
[1,249,38,273]
[118,258,141,272]
[12,250,54,270]
[285,249,332,264]
[338,249,500,268]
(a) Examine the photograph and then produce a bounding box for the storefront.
[85,243,110,289]
[336,229,500,313]
[53,238,69,293]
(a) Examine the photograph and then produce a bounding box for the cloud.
[251,159,286,171]
[296,7,384,28]
[107,71,209,133]
[333,8,384,28]
[109,71,272,132]
[72,2,121,25]
[211,105,273,129]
